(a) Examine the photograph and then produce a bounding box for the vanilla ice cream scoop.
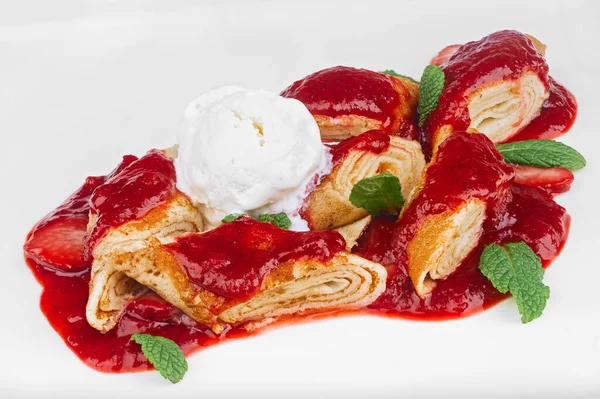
[176,86,328,229]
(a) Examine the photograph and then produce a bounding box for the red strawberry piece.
[430,44,462,66]
[513,165,574,194]
[24,216,89,272]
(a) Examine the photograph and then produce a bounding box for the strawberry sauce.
[507,78,577,142]
[281,66,417,139]
[425,30,549,134]
[327,129,390,166]
[354,184,569,316]
[165,217,346,300]
[84,149,177,259]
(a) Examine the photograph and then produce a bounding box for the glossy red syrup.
[281,66,416,139]
[354,184,568,317]
[165,217,346,300]
[422,30,549,153]
[84,149,176,259]
[27,261,220,372]
[507,78,578,142]
[327,129,390,166]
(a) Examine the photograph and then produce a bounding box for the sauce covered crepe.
[423,30,550,153]
[392,132,514,297]
[92,217,386,333]
[281,66,419,141]
[85,150,203,331]
[300,130,425,245]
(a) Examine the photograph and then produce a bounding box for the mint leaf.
[222,213,245,223]
[381,69,417,83]
[131,334,188,383]
[479,242,550,323]
[258,212,291,230]
[417,65,445,127]
[496,140,586,171]
[349,173,404,216]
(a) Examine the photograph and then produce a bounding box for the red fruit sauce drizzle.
[23,33,578,373]
[281,66,418,139]
[166,217,346,300]
[327,129,390,166]
[84,149,177,260]
[419,30,576,158]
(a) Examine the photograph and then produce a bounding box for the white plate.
[1,1,599,397]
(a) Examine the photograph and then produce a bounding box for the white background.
[1,0,599,397]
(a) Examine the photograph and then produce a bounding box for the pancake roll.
[300,130,425,246]
[392,132,514,297]
[84,149,203,332]
[281,66,420,141]
[424,30,550,153]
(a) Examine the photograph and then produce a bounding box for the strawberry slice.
[513,165,574,194]
[24,155,138,273]
[24,216,89,272]
[430,44,462,66]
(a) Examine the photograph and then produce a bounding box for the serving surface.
[2,0,600,397]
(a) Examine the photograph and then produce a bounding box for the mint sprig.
[417,65,445,126]
[258,212,292,230]
[381,69,417,83]
[479,242,550,323]
[349,173,405,216]
[131,333,188,383]
[496,140,586,171]
[222,213,245,223]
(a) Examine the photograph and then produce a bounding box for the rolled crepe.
[424,30,550,153]
[281,66,419,141]
[86,193,203,331]
[89,217,386,333]
[392,131,514,297]
[300,130,425,235]
[84,149,203,332]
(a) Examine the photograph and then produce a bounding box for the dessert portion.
[301,130,424,230]
[22,29,584,379]
[281,66,419,141]
[391,132,514,297]
[423,30,550,152]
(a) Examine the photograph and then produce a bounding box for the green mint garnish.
[479,242,550,323]
[496,139,586,171]
[258,212,292,230]
[222,213,245,223]
[381,69,417,83]
[131,333,188,383]
[417,65,445,127]
[349,173,405,216]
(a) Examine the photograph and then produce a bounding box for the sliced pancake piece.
[300,130,425,233]
[281,66,419,141]
[392,131,514,297]
[84,149,203,332]
[98,217,386,333]
[422,30,550,153]
[218,252,385,326]
[86,192,203,332]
